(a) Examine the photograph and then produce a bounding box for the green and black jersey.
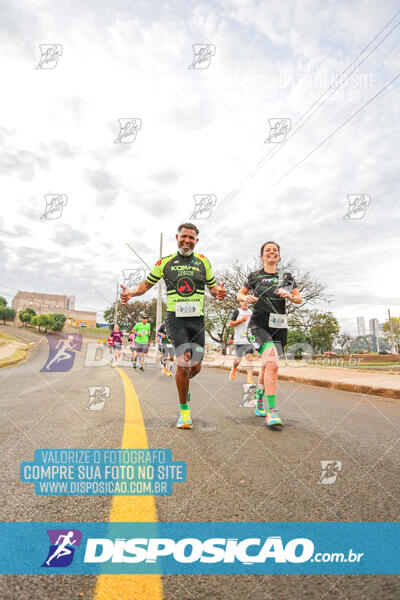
[146,251,216,316]
[244,270,296,330]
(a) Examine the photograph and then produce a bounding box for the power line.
[256,71,400,199]
[0,234,143,277]
[204,7,400,224]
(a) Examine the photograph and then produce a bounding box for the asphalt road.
[0,326,399,599]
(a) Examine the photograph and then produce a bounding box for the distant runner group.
[120,222,302,430]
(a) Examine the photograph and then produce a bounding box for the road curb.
[0,345,32,369]
[208,361,400,400]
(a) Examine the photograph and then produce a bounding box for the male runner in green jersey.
[132,315,151,371]
[120,223,226,428]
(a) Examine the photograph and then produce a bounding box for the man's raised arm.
[120,281,154,304]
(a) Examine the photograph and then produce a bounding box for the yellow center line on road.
[94,366,164,600]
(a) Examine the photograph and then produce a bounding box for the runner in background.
[106,335,114,353]
[229,300,254,384]
[128,329,137,367]
[158,321,174,376]
[132,315,151,372]
[226,335,234,355]
[110,325,123,365]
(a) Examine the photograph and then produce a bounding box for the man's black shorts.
[234,344,254,358]
[248,319,287,357]
[161,344,174,358]
[165,312,205,363]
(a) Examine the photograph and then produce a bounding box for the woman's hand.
[275,288,293,299]
[245,294,259,304]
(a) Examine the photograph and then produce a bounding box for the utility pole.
[113,282,119,330]
[156,233,163,341]
[388,308,397,354]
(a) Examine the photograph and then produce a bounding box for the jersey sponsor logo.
[156,259,162,266]
[171,265,200,272]
[177,277,196,296]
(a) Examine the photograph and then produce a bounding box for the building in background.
[12,291,96,328]
[65,310,96,328]
[369,318,380,338]
[356,316,366,337]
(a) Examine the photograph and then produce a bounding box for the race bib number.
[175,301,201,317]
[166,343,173,348]
[269,313,288,328]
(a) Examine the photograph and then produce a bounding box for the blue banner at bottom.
[0,522,398,574]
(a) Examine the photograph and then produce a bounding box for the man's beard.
[178,245,193,256]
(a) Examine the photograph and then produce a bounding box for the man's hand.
[215,281,226,300]
[245,294,258,304]
[120,284,133,305]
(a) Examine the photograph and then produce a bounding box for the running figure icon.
[44,336,76,370]
[45,531,77,566]
[41,334,81,372]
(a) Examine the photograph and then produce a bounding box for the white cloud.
[1,0,399,328]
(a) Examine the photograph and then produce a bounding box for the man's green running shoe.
[265,408,282,426]
[176,409,192,429]
[254,398,266,417]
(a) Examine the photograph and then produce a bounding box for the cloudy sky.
[1,0,399,334]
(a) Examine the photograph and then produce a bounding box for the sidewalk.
[203,353,400,400]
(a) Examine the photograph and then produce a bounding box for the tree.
[0,296,7,307]
[335,331,352,355]
[350,334,380,354]
[382,317,400,349]
[30,315,40,330]
[50,313,67,332]
[18,308,36,326]
[287,328,308,346]
[289,310,340,353]
[38,314,52,333]
[204,259,330,350]
[0,306,16,324]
